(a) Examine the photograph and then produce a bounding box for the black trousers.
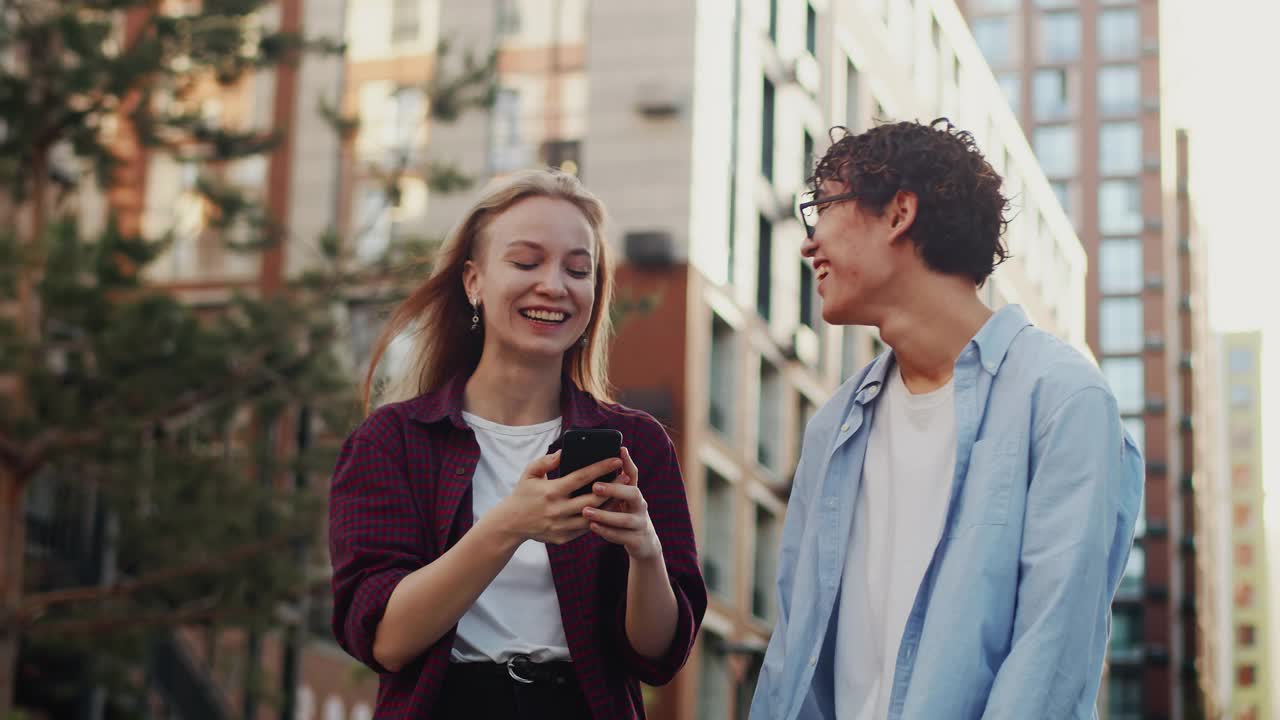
[435,660,593,720]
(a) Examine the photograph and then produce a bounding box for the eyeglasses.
[797,191,859,238]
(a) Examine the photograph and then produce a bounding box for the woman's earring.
[580,334,589,347]
[470,297,480,332]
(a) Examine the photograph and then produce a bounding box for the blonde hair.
[363,169,615,412]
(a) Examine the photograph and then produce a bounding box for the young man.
[749,119,1144,720]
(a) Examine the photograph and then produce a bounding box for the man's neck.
[463,349,563,426]
[876,283,993,395]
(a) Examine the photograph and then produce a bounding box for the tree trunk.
[0,146,51,714]
[0,465,25,715]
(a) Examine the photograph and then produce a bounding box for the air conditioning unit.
[788,325,820,367]
[624,230,676,268]
[634,83,683,118]
[786,54,821,97]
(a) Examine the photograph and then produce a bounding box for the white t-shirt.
[835,367,957,719]
[451,412,572,663]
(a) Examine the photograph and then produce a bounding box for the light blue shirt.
[750,305,1144,720]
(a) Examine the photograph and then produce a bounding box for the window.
[384,88,425,164]
[1033,125,1076,177]
[703,470,735,597]
[1108,675,1143,720]
[803,130,815,185]
[1102,358,1144,414]
[1100,238,1143,294]
[391,0,420,44]
[800,260,815,329]
[1238,625,1256,647]
[489,88,526,172]
[1236,543,1254,567]
[1099,180,1143,234]
[762,78,775,181]
[1231,384,1253,408]
[1230,348,1254,373]
[1233,465,1252,490]
[709,315,736,435]
[758,360,782,471]
[973,0,1016,9]
[1099,297,1143,353]
[1050,181,1072,221]
[768,0,778,42]
[1235,582,1254,609]
[1123,417,1145,454]
[1099,65,1141,115]
[1119,544,1144,596]
[697,633,732,718]
[1040,11,1081,62]
[1237,665,1256,687]
[996,72,1020,112]
[355,189,392,263]
[1033,68,1072,120]
[1110,606,1142,659]
[757,215,773,321]
[846,61,861,128]
[1234,504,1252,529]
[1099,8,1140,58]
[496,0,521,36]
[1232,430,1253,451]
[972,17,1012,66]
[806,2,818,55]
[753,506,780,620]
[1099,122,1142,176]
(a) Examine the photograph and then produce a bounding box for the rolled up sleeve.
[613,429,707,686]
[328,423,425,673]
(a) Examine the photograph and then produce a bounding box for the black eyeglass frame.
[797,190,859,238]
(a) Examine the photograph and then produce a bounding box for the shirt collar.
[853,304,1032,402]
[404,370,610,430]
[971,304,1032,376]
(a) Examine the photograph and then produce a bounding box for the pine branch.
[26,602,257,639]
[14,533,295,622]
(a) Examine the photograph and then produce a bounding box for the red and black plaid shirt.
[328,374,706,718]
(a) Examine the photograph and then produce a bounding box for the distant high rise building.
[1220,331,1270,720]
[957,1,1220,717]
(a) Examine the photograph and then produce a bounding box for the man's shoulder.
[1004,326,1116,419]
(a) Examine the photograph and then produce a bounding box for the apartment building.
[1220,331,1270,720]
[957,2,1221,717]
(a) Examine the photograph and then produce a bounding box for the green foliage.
[0,0,493,713]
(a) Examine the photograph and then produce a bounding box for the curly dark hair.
[808,118,1010,286]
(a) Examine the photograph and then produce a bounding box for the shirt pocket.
[946,437,1019,538]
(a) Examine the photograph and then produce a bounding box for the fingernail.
[583,507,595,517]
[594,483,606,493]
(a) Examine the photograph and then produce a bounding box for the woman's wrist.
[475,500,525,553]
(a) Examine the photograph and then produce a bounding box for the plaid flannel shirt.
[328,374,706,718]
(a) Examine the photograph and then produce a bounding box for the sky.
[1165,0,1280,704]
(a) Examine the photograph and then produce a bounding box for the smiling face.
[800,181,918,326]
[462,195,598,363]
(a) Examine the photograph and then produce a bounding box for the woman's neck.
[463,352,564,426]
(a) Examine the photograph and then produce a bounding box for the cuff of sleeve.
[615,574,698,686]
[346,567,413,674]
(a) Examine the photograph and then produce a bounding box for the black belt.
[448,655,577,687]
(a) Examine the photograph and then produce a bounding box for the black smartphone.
[560,428,623,497]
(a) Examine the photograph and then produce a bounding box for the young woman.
[328,169,706,719]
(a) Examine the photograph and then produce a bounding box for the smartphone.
[559,428,623,497]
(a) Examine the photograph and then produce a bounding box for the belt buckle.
[506,654,536,685]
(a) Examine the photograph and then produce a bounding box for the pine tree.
[0,1,494,714]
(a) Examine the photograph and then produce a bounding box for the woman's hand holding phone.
[582,447,661,561]
[493,450,621,546]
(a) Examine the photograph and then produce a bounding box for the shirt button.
[454,466,466,476]
[809,655,818,666]
[840,423,850,432]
